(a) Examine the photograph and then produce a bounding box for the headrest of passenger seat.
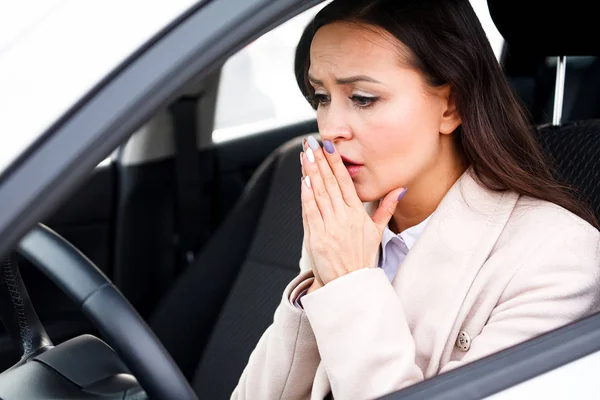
[488,0,600,55]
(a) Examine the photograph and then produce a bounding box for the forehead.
[309,22,409,76]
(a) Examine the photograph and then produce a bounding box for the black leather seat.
[150,136,307,398]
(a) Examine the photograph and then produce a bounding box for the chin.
[354,184,383,204]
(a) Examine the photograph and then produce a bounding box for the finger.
[320,139,363,208]
[302,138,311,177]
[303,147,336,221]
[301,178,324,285]
[301,180,310,241]
[302,154,309,179]
[305,135,345,213]
[301,137,309,177]
[301,175,325,235]
[372,187,407,234]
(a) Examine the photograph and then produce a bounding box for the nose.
[317,102,353,143]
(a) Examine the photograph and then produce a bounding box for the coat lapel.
[387,169,518,376]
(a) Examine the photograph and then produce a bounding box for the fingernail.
[300,152,303,166]
[302,138,307,149]
[397,188,408,201]
[304,176,311,188]
[307,135,320,150]
[323,140,335,154]
[306,147,315,163]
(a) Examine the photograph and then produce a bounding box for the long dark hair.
[295,0,598,228]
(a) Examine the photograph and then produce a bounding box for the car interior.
[1,0,599,398]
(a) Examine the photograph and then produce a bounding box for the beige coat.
[232,170,600,400]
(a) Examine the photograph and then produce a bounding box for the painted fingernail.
[304,176,311,188]
[323,140,335,154]
[306,147,315,163]
[307,135,320,150]
[397,188,408,201]
[300,152,303,166]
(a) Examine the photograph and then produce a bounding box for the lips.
[340,155,364,178]
[340,155,363,167]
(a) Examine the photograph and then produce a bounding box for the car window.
[211,3,328,144]
[212,0,504,144]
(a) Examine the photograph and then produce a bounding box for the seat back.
[504,52,600,124]
[149,136,291,380]
[190,136,305,398]
[154,136,306,398]
[536,120,600,220]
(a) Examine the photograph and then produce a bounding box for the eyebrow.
[308,74,382,85]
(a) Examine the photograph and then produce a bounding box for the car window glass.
[212,2,329,144]
[210,0,504,143]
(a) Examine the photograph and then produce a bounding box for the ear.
[438,85,462,135]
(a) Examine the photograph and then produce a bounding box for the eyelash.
[308,93,379,109]
[350,95,378,109]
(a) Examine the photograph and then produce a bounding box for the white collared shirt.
[378,214,433,282]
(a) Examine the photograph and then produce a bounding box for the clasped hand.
[301,135,406,293]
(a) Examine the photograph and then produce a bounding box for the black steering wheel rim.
[16,223,198,400]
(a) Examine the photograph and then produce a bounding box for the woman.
[233,0,600,398]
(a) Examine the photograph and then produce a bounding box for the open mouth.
[341,156,364,177]
[341,156,362,167]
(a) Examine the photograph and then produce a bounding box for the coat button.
[456,331,471,352]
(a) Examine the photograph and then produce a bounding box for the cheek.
[366,100,441,162]
[360,99,442,187]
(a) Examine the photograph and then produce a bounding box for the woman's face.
[309,22,461,202]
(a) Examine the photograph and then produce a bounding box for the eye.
[308,93,331,108]
[350,94,377,108]
[350,95,378,108]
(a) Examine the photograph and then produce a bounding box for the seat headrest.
[488,0,600,55]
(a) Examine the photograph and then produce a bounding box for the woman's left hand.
[301,135,407,286]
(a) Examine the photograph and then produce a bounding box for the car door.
[2,0,600,398]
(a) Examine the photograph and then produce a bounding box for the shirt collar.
[381,213,433,251]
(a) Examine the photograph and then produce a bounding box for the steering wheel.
[0,223,198,400]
